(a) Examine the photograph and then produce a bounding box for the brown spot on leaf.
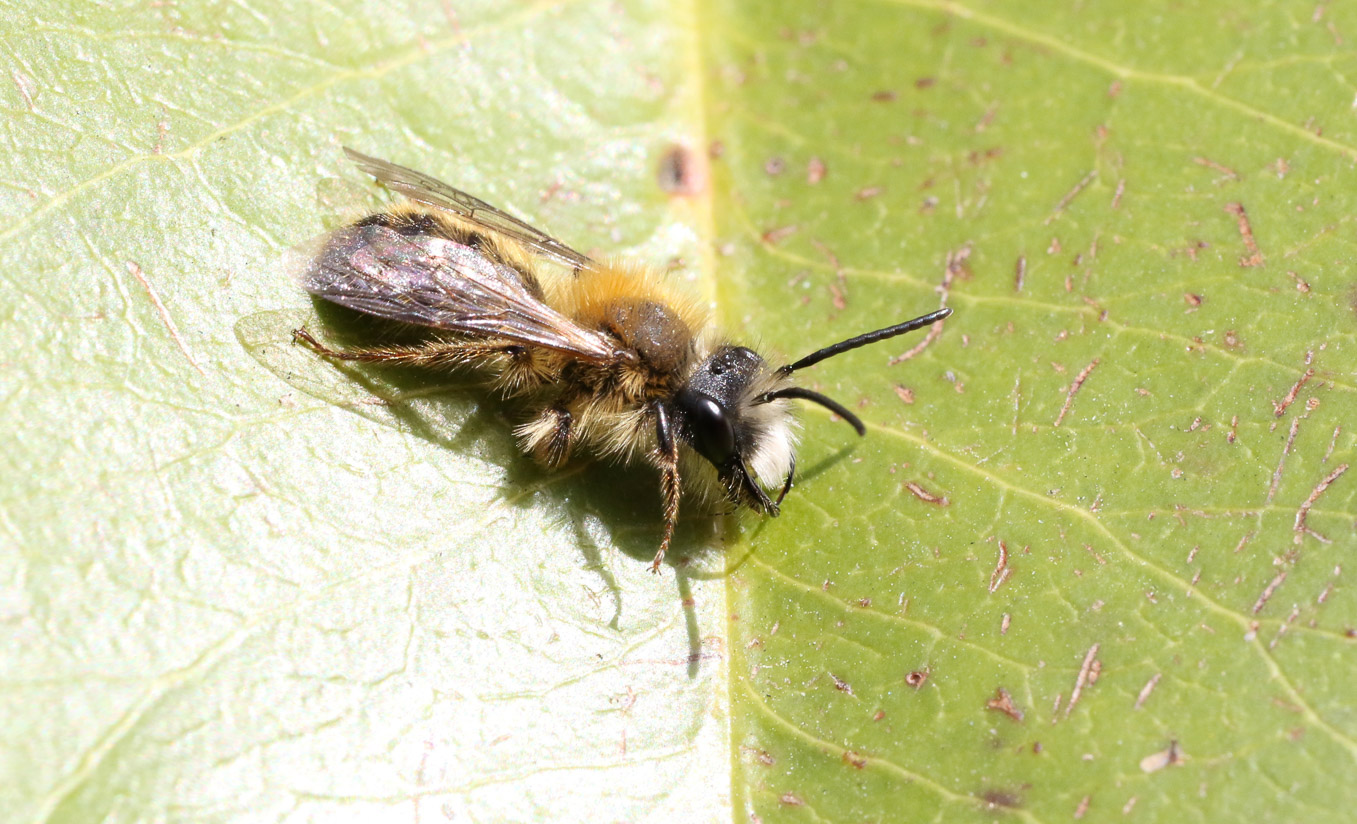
[1074,795,1092,819]
[656,144,707,197]
[904,481,949,506]
[981,789,1024,809]
[1139,740,1185,773]
[1224,202,1264,266]
[986,687,1025,722]
[807,156,826,184]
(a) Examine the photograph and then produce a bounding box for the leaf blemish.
[1193,155,1240,182]
[1139,740,1185,773]
[1063,643,1101,719]
[1224,202,1264,266]
[806,156,826,184]
[1134,673,1162,709]
[656,144,706,197]
[1273,363,1315,417]
[1266,415,1305,503]
[1054,358,1100,427]
[1045,169,1097,225]
[127,260,204,375]
[904,481,949,506]
[1074,795,1092,819]
[1294,463,1349,544]
[989,540,1011,593]
[1252,570,1288,615]
[842,750,867,769]
[986,687,1025,722]
[981,788,1024,809]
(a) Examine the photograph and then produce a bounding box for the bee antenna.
[778,308,952,375]
[758,387,866,436]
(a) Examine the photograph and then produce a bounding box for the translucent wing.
[303,223,626,363]
[344,147,598,273]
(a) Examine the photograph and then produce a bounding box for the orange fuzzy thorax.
[557,259,708,340]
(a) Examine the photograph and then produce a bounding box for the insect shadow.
[237,301,764,670]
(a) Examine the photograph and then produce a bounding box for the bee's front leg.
[650,402,681,574]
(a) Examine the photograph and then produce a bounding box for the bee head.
[675,345,795,515]
[673,308,952,515]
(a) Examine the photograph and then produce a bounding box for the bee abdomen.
[353,206,546,302]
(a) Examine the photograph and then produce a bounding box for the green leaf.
[2,3,727,822]
[3,2,1355,823]
[715,2,1357,822]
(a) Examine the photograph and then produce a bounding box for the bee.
[295,149,952,573]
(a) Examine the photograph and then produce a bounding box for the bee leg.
[650,403,681,574]
[543,407,573,467]
[293,327,450,366]
[538,407,575,467]
[774,454,796,506]
[517,404,576,468]
[293,327,510,368]
[494,345,553,392]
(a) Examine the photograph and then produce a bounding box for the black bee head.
[675,345,793,515]
[671,309,953,516]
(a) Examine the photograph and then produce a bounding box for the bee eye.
[686,394,736,466]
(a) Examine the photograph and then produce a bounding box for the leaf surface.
[1,2,727,822]
[2,2,1355,823]
[714,2,1357,822]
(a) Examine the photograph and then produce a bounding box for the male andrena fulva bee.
[295,149,952,573]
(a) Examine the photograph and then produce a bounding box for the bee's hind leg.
[293,327,489,368]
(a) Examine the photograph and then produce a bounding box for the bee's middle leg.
[516,404,575,468]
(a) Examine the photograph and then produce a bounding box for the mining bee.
[295,149,951,573]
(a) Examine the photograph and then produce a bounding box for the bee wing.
[304,223,626,363]
[344,147,598,273]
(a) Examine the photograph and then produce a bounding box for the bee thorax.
[600,299,692,374]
